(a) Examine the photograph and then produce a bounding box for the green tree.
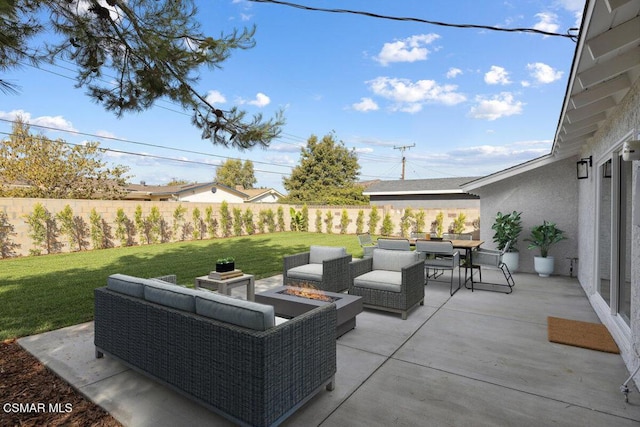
[324,211,333,234]
[368,206,380,235]
[400,208,413,238]
[434,212,444,238]
[380,213,394,236]
[232,207,243,236]
[215,159,257,189]
[172,205,187,239]
[289,207,303,231]
[315,210,323,233]
[24,203,61,255]
[0,211,20,258]
[282,133,367,204]
[415,209,426,233]
[276,206,285,232]
[301,204,309,232]
[205,206,218,238]
[56,205,89,251]
[339,209,349,234]
[243,208,255,235]
[265,209,276,233]
[115,208,136,246]
[2,1,284,148]
[134,205,145,242]
[355,210,365,234]
[453,212,467,234]
[0,120,130,199]
[89,208,113,249]
[192,207,205,240]
[220,201,232,237]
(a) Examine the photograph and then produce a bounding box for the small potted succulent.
[491,211,522,272]
[215,257,235,273]
[525,221,566,277]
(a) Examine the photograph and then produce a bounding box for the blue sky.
[0,0,585,192]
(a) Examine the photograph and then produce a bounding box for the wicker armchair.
[283,245,352,293]
[349,249,425,320]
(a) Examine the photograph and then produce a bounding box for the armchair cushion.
[372,249,418,272]
[309,245,347,264]
[287,263,324,282]
[353,270,402,292]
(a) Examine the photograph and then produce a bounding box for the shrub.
[233,207,244,236]
[339,209,349,234]
[115,208,136,247]
[205,206,218,238]
[0,211,20,258]
[24,203,61,255]
[244,208,255,235]
[276,206,285,232]
[355,210,365,234]
[368,206,380,235]
[220,201,232,237]
[57,205,89,251]
[380,213,394,236]
[324,210,333,234]
[315,210,322,233]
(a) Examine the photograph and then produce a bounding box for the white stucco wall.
[577,78,639,385]
[470,157,579,276]
[179,188,245,204]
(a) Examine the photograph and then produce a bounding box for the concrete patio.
[18,271,640,426]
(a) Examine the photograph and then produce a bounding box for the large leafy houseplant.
[525,221,566,258]
[491,211,522,252]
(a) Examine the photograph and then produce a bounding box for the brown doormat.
[548,316,620,354]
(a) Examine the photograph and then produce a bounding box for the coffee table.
[255,286,363,338]
[194,274,255,301]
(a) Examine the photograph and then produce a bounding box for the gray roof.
[364,177,481,195]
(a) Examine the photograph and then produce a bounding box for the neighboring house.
[124,182,284,203]
[363,177,481,209]
[462,0,639,387]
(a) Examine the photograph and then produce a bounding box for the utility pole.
[394,143,415,180]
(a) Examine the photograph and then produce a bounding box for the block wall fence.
[0,197,480,257]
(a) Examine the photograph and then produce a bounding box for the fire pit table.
[255,286,363,338]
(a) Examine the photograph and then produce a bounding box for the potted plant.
[525,221,566,277]
[491,211,522,272]
[215,257,235,273]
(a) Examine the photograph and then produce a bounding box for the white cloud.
[205,90,226,105]
[0,109,77,132]
[248,92,271,107]
[375,34,440,66]
[354,147,374,154]
[367,76,466,113]
[95,130,116,139]
[533,12,559,34]
[446,68,462,79]
[468,92,524,121]
[527,62,563,84]
[352,97,379,112]
[484,66,511,85]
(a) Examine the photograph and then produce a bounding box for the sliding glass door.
[596,152,632,325]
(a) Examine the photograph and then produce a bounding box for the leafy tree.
[324,211,333,234]
[315,210,322,233]
[339,209,349,234]
[380,213,394,236]
[368,206,380,235]
[172,204,187,239]
[289,207,303,231]
[452,212,467,234]
[243,208,255,235]
[0,120,130,199]
[433,212,444,238]
[301,204,309,232]
[215,159,256,189]
[232,207,243,236]
[264,209,276,233]
[2,1,284,148]
[220,201,232,237]
[166,178,190,186]
[57,205,90,251]
[134,205,145,242]
[282,133,367,204]
[115,208,136,246]
[24,203,61,255]
[205,206,218,238]
[355,210,365,234]
[276,206,285,232]
[400,208,413,238]
[192,207,206,240]
[89,208,113,249]
[0,212,20,258]
[415,209,426,233]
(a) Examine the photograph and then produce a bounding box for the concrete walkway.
[19,271,640,426]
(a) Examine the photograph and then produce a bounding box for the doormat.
[547,316,619,354]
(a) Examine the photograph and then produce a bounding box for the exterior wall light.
[576,156,592,179]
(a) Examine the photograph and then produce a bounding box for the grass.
[0,232,362,341]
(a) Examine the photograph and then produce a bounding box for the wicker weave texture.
[94,288,337,426]
[283,251,352,293]
[348,258,425,319]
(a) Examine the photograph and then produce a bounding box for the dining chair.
[415,239,461,296]
[377,238,411,251]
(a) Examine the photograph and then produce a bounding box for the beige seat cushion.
[353,270,402,293]
[287,263,323,282]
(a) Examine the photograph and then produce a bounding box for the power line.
[249,0,579,40]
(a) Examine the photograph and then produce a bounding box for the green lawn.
[0,232,362,340]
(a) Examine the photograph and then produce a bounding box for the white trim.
[363,189,465,196]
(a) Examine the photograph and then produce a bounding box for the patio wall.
[466,156,579,276]
[0,198,479,257]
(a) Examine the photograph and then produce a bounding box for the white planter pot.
[502,252,519,273]
[534,256,555,277]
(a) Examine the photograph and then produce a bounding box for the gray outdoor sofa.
[94,274,337,427]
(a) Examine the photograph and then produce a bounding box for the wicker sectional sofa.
[94,274,337,427]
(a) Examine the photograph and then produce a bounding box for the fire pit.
[256,286,363,338]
